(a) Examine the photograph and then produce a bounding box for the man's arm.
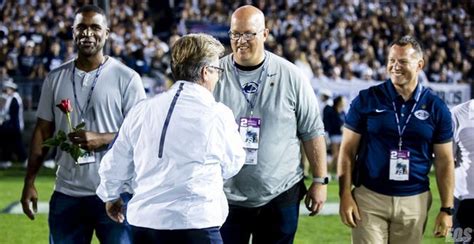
[96,106,136,218]
[338,127,362,228]
[68,131,116,151]
[21,118,54,220]
[303,135,327,216]
[219,108,246,180]
[433,142,454,238]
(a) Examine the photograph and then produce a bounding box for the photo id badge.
[76,151,96,165]
[389,150,410,181]
[239,117,261,150]
[244,148,258,165]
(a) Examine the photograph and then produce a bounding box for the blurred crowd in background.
[0,0,472,110]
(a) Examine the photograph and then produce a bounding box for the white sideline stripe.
[3,202,340,215]
[299,202,339,216]
[3,202,49,214]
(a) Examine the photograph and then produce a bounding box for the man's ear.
[262,28,269,41]
[72,26,76,39]
[200,66,209,84]
[417,58,425,71]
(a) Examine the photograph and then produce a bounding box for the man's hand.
[20,184,38,220]
[433,212,452,238]
[304,183,327,216]
[105,198,125,223]
[68,130,112,151]
[339,192,360,228]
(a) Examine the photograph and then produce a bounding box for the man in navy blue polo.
[338,35,454,243]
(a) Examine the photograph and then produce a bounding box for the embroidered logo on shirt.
[414,110,430,120]
[375,109,386,113]
[242,81,259,94]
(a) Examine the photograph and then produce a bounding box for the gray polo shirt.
[214,51,325,207]
[37,57,146,197]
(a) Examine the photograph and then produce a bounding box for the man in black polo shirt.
[338,35,454,243]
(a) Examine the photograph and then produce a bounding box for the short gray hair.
[171,33,225,83]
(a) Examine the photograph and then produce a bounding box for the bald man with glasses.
[214,5,328,244]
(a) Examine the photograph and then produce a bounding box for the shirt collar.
[172,80,215,101]
[230,51,269,72]
[386,79,423,102]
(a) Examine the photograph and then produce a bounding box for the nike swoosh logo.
[375,109,386,113]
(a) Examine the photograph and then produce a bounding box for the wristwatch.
[439,207,454,216]
[312,177,329,185]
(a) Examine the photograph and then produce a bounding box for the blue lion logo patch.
[242,82,259,94]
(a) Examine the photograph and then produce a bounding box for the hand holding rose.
[43,99,87,162]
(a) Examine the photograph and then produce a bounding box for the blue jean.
[220,180,305,244]
[131,226,222,244]
[48,191,132,244]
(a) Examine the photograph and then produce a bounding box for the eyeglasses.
[228,30,263,41]
[207,65,224,74]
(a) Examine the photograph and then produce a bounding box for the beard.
[75,39,105,57]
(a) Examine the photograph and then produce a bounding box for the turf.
[0,165,450,243]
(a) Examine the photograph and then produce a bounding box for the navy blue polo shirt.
[345,80,453,196]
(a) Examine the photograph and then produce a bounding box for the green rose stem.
[66,112,73,132]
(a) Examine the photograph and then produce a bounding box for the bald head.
[231,5,265,30]
[229,5,268,66]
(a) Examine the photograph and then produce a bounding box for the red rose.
[56,99,73,114]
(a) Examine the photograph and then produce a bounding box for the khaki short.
[352,185,432,244]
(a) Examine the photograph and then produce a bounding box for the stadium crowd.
[176,0,473,84]
[0,0,473,109]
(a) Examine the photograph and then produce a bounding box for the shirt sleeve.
[36,75,54,122]
[122,72,146,116]
[212,105,245,180]
[433,98,453,144]
[296,73,325,141]
[96,109,135,202]
[344,94,365,134]
[451,107,460,164]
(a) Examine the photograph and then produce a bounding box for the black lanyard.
[71,59,105,120]
[392,85,424,150]
[232,57,266,116]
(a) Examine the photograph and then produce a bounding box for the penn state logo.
[414,110,430,120]
[242,81,259,94]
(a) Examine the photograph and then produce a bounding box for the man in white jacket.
[97,33,246,244]
[451,99,474,243]
[0,79,26,169]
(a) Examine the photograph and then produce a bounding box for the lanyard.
[392,85,423,150]
[232,58,266,116]
[71,59,105,120]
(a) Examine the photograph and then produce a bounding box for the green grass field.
[0,166,449,243]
